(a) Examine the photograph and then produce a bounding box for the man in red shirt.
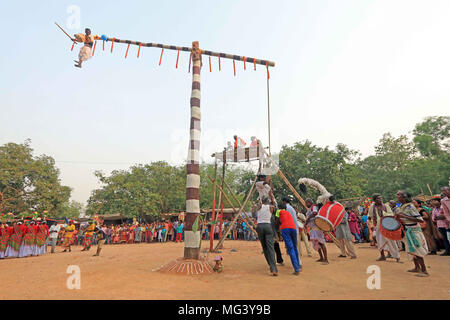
[276,203,301,275]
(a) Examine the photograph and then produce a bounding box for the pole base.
[153,257,213,275]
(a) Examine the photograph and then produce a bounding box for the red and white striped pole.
[184,41,202,259]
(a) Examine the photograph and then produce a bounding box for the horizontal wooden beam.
[106,37,275,67]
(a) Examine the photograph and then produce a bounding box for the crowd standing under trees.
[0,116,449,271]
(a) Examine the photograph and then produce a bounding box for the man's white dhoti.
[376,228,400,259]
[79,45,92,62]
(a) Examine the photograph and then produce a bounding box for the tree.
[272,140,364,206]
[0,140,71,215]
[86,166,164,218]
[360,133,417,200]
[57,200,84,219]
[413,116,450,157]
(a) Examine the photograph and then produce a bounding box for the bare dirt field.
[0,240,449,299]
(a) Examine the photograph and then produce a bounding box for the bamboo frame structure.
[213,175,258,252]
[207,175,258,238]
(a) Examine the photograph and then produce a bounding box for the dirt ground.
[0,240,449,300]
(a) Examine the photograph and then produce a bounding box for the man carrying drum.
[369,193,401,263]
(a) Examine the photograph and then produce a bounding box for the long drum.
[315,201,346,232]
[380,216,403,241]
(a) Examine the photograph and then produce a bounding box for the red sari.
[0,227,10,253]
[120,228,128,243]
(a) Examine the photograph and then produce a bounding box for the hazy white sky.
[1,0,449,204]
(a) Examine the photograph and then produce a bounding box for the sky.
[1,0,450,205]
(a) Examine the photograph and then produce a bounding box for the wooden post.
[209,160,218,252]
[184,41,202,260]
[218,162,225,248]
[427,184,433,196]
[213,175,258,252]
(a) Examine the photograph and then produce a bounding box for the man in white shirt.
[49,222,61,254]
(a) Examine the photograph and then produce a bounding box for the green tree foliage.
[57,200,84,219]
[272,141,364,206]
[0,140,71,215]
[86,161,256,218]
[413,116,450,157]
[3,117,448,218]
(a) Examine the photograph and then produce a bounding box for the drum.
[380,216,403,241]
[315,201,346,232]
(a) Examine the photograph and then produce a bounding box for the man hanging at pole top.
[71,28,100,68]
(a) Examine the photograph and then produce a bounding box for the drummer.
[368,193,401,263]
[305,198,329,264]
[394,190,429,277]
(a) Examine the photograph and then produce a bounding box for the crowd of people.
[251,174,450,277]
[1,178,449,279]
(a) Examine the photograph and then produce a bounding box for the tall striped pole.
[184,41,202,260]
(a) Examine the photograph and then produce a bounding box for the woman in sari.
[81,221,95,251]
[5,222,23,258]
[62,221,75,252]
[134,224,142,243]
[35,222,49,255]
[128,224,135,244]
[141,225,147,243]
[113,226,120,244]
[0,222,10,259]
[120,226,128,244]
[19,221,35,257]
